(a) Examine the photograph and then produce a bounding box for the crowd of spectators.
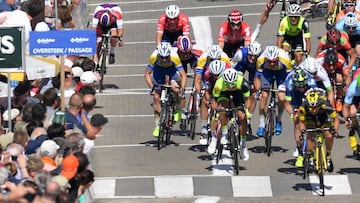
[0,0,106,202]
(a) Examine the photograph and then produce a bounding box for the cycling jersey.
[157,13,190,44]
[318,30,352,51]
[278,16,311,38]
[256,48,292,91]
[92,4,123,38]
[196,52,231,77]
[335,10,360,23]
[298,98,337,125]
[218,21,251,45]
[335,19,360,48]
[175,46,203,72]
[285,70,317,107]
[298,60,332,91]
[147,50,183,84]
[202,62,231,92]
[344,78,360,104]
[232,47,258,84]
[315,50,348,74]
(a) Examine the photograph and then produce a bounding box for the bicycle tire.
[98,50,107,93]
[189,94,197,140]
[318,145,325,196]
[264,110,274,157]
[216,138,223,164]
[230,125,239,175]
[165,105,174,145]
[303,152,309,180]
[158,106,168,150]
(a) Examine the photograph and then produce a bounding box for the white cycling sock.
[259,114,265,127]
[110,46,115,54]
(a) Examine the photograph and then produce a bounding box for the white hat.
[80,71,97,84]
[2,108,20,121]
[40,140,60,157]
[71,66,84,77]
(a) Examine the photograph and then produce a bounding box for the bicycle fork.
[315,135,327,173]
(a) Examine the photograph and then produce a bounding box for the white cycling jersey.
[299,60,332,90]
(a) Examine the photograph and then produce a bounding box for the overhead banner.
[0,26,24,68]
[29,30,96,56]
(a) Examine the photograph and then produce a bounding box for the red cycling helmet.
[228,9,243,25]
[99,9,114,27]
[326,28,341,45]
[177,36,192,53]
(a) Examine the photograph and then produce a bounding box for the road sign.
[29,30,96,56]
[0,26,24,68]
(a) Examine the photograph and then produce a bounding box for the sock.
[221,126,228,136]
[211,131,216,139]
[181,108,187,119]
[110,46,115,54]
[276,112,282,123]
[326,150,331,157]
[240,135,246,147]
[259,114,265,127]
[201,120,207,129]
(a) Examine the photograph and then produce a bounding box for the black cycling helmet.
[324,48,338,65]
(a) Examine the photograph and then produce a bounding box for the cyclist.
[218,9,251,58]
[195,45,230,144]
[284,68,317,166]
[175,35,203,73]
[231,41,262,126]
[195,60,229,147]
[335,12,360,57]
[316,48,350,112]
[297,88,339,172]
[156,5,190,46]
[92,3,124,65]
[277,4,311,66]
[251,0,277,42]
[315,28,356,72]
[335,0,360,22]
[298,57,335,107]
[144,42,187,137]
[254,46,292,137]
[211,68,251,160]
[342,74,360,157]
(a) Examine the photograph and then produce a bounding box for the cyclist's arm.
[346,48,356,72]
[179,69,187,90]
[144,68,153,89]
[156,15,165,46]
[327,0,335,15]
[251,0,276,42]
[277,18,287,48]
[218,23,227,50]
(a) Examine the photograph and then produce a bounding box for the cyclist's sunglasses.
[248,54,259,58]
[230,22,241,27]
[225,81,236,87]
[345,25,356,31]
[344,3,356,7]
[267,58,279,64]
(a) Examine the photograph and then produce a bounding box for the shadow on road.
[292,183,312,191]
[248,145,289,154]
[337,167,360,175]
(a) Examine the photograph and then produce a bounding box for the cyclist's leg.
[152,85,162,137]
[200,90,210,140]
[348,103,360,154]
[109,27,118,64]
[275,70,288,135]
[234,92,249,160]
[257,73,271,136]
[218,95,230,145]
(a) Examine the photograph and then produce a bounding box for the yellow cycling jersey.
[212,74,250,98]
[148,49,182,69]
[298,100,337,122]
[196,51,231,71]
[277,16,311,38]
[256,48,292,72]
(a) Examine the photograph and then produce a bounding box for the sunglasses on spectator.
[344,3,356,7]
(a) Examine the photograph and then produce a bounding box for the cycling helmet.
[177,36,192,53]
[293,68,308,88]
[223,68,238,85]
[357,74,360,87]
[228,9,243,24]
[157,42,172,57]
[99,9,114,27]
[209,60,226,76]
[324,48,338,65]
[165,5,180,19]
[208,44,221,60]
[301,57,318,75]
[344,12,358,27]
[264,46,279,61]
[287,4,302,16]
[326,28,341,45]
[304,89,320,107]
[248,41,262,56]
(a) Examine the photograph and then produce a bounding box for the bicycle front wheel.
[158,106,168,150]
[317,145,325,196]
[165,105,174,145]
[230,125,240,175]
[98,50,107,92]
[264,111,274,157]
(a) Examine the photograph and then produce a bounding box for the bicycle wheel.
[216,137,223,164]
[303,152,310,180]
[158,106,168,150]
[317,146,325,196]
[188,94,197,140]
[98,50,107,93]
[264,110,274,157]
[165,105,174,145]
[229,125,240,175]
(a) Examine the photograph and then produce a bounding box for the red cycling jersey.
[318,30,352,51]
[316,50,348,74]
[217,21,251,45]
[156,13,190,34]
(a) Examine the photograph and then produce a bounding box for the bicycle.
[186,83,200,140]
[258,80,278,157]
[216,98,245,175]
[97,33,122,92]
[329,0,343,27]
[300,0,328,22]
[157,76,179,150]
[347,113,360,156]
[302,126,333,196]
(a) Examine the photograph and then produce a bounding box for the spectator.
[78,85,96,96]
[51,174,71,192]
[61,154,79,180]
[42,88,60,129]
[14,102,34,133]
[47,123,65,139]
[73,152,89,173]
[39,140,59,172]
[0,0,21,13]
[65,133,84,155]
[76,169,94,203]
[2,108,20,132]
[12,130,29,150]
[76,71,97,93]
[25,154,44,179]
[26,127,48,155]
[31,103,47,125]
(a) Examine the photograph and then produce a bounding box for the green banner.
[0,27,23,68]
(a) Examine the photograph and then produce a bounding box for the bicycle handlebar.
[216,105,245,113]
[304,127,333,133]
[101,33,123,40]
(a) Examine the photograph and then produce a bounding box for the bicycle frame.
[348,113,360,152]
[263,80,278,157]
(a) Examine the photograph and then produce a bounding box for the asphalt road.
[84,0,360,202]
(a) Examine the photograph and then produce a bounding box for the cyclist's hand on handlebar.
[118,39,124,47]
[345,117,352,129]
[255,90,261,100]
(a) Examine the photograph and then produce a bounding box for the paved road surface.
[84,0,360,202]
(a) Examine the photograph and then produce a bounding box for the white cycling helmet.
[301,57,318,75]
[209,60,226,76]
[165,5,180,19]
[344,12,358,27]
[208,44,221,60]
[264,46,279,61]
[287,4,302,17]
[157,42,172,57]
[223,68,238,84]
[248,41,262,56]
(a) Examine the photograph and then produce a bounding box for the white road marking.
[91,178,116,198]
[211,149,233,176]
[190,16,213,51]
[154,176,194,198]
[94,143,195,149]
[309,175,352,195]
[232,176,273,197]
[194,196,220,203]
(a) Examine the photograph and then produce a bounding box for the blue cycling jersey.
[344,79,360,104]
[232,47,257,84]
[335,20,360,36]
[285,70,317,107]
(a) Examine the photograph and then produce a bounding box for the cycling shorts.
[260,69,287,92]
[163,29,183,45]
[283,34,304,52]
[216,90,245,107]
